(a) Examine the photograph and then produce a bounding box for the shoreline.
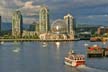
[0,38,80,42]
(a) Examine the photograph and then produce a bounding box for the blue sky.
[0,0,108,25]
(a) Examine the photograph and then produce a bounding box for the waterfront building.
[39,19,74,40]
[51,19,67,34]
[50,19,68,39]
[12,10,23,38]
[64,14,75,39]
[97,26,108,35]
[79,32,91,40]
[22,30,37,38]
[39,6,49,33]
[64,13,75,34]
[35,22,39,33]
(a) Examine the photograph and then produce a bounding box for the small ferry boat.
[64,50,85,67]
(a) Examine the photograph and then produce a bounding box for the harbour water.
[0,41,108,72]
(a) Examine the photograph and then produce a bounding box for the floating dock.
[86,45,108,57]
[87,47,108,57]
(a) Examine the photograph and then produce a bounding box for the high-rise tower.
[39,6,49,33]
[64,14,75,34]
[12,10,23,38]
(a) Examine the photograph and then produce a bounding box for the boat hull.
[64,60,85,67]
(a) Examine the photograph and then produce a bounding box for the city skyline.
[0,0,108,25]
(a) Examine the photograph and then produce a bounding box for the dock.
[87,50,104,57]
[87,48,108,57]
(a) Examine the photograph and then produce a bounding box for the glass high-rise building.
[35,22,39,32]
[12,10,23,38]
[29,22,36,31]
[64,13,75,34]
[39,6,49,33]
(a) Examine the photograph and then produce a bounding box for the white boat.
[0,41,4,44]
[64,50,85,67]
[42,42,48,47]
[12,48,20,53]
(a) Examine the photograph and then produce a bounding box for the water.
[0,41,108,72]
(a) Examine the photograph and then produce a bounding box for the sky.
[0,0,108,26]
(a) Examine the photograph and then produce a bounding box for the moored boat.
[87,45,104,57]
[90,37,101,42]
[0,41,4,44]
[104,48,108,57]
[64,50,85,67]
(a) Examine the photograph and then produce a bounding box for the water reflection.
[68,41,74,51]
[12,42,21,53]
[55,42,60,48]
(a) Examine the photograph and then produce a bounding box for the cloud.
[22,1,41,10]
[0,0,108,25]
[24,1,34,8]
[19,1,41,16]
[0,5,13,22]
[78,14,108,20]
[23,1,41,9]
[23,17,38,24]
[76,14,108,25]
[0,0,40,23]
[14,0,24,7]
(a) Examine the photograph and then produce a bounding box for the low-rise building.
[22,30,37,38]
[97,26,108,35]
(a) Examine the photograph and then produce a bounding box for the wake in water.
[77,65,108,72]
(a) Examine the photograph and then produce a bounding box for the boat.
[104,48,108,57]
[90,37,101,42]
[42,42,48,47]
[12,48,20,53]
[64,50,85,67]
[0,41,4,44]
[87,45,104,57]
